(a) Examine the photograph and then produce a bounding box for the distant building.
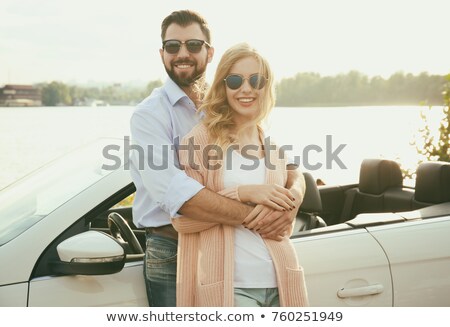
[0,84,42,107]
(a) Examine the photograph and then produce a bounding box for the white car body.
[1,139,449,306]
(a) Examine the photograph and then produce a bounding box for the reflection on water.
[267,106,443,185]
[0,105,444,189]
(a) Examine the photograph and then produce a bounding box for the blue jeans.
[144,233,177,307]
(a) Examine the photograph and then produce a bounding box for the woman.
[172,43,309,307]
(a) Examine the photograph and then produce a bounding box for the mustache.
[173,60,195,65]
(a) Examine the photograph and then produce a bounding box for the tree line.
[275,71,446,107]
[36,71,447,107]
[36,80,163,106]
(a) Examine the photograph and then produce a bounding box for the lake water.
[0,105,444,189]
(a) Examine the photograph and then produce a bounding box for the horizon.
[1,0,449,85]
[0,69,447,89]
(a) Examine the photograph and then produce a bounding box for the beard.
[164,59,206,88]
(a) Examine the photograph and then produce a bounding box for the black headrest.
[415,161,450,204]
[359,159,403,195]
[299,172,322,213]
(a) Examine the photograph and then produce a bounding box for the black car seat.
[294,172,327,232]
[340,158,403,221]
[413,161,450,209]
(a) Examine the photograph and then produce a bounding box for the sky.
[1,0,449,86]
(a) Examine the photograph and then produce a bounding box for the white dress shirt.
[129,78,205,228]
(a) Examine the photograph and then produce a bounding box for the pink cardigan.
[172,123,309,307]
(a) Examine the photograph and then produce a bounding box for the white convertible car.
[1,138,449,307]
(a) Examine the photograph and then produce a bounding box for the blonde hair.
[199,43,275,147]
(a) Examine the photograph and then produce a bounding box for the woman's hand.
[238,184,296,211]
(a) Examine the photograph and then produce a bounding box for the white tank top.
[223,150,277,288]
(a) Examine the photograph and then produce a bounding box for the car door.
[291,226,392,306]
[367,216,450,306]
[28,261,148,306]
[26,185,148,307]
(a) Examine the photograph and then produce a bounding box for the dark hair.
[161,10,211,43]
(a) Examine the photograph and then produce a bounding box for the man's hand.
[254,210,297,239]
[243,204,274,227]
[243,204,295,241]
[257,209,296,239]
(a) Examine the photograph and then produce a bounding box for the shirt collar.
[164,77,189,106]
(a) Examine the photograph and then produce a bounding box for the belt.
[145,224,178,240]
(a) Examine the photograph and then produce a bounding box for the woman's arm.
[238,184,296,211]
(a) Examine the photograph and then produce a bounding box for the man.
[130,10,305,307]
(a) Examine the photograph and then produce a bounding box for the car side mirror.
[50,231,125,275]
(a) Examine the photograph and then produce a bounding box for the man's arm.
[181,165,305,239]
[179,188,253,225]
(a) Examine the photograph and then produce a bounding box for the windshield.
[0,138,124,246]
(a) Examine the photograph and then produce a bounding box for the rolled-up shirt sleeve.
[130,105,204,219]
[163,170,204,217]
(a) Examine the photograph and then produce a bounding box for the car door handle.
[337,284,384,298]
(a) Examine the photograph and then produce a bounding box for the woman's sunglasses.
[162,39,210,55]
[224,74,268,90]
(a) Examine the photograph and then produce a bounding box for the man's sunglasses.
[162,39,211,54]
[224,74,268,90]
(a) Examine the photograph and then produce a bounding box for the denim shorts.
[234,287,280,307]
